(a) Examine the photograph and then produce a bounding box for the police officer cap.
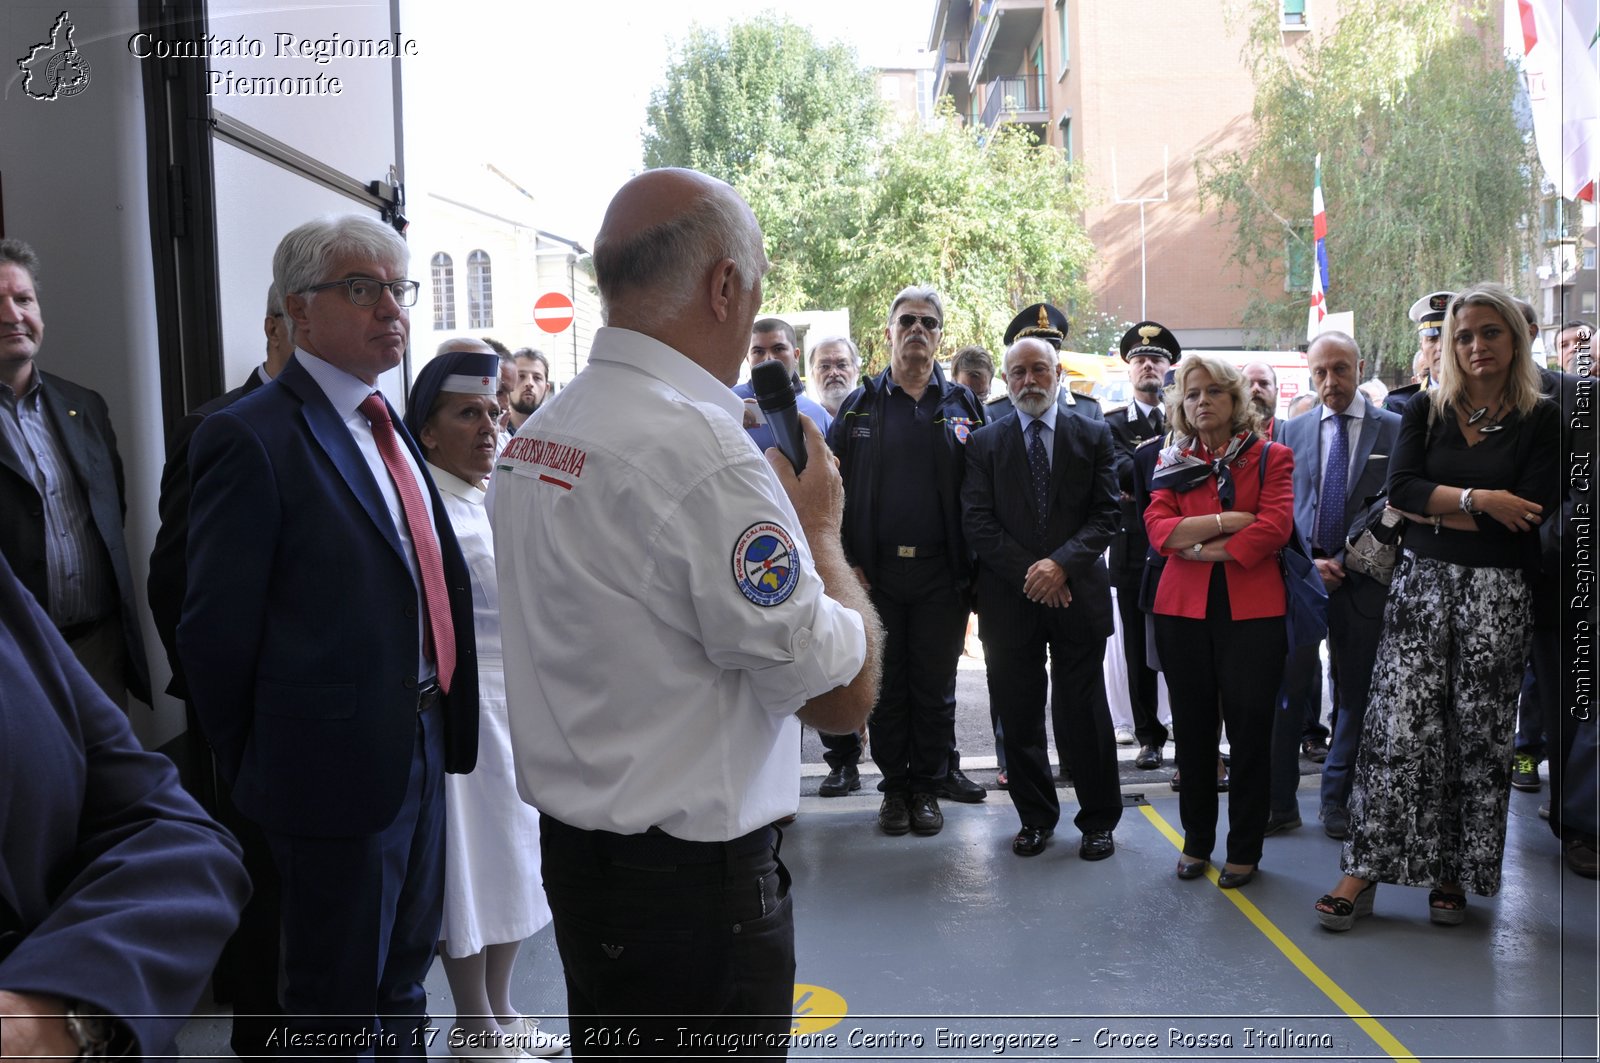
[404,349,501,440]
[1004,303,1070,349]
[1119,320,1181,363]
[1408,290,1455,338]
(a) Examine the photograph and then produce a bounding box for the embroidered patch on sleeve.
[732,522,801,606]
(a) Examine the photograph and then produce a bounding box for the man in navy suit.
[1271,331,1400,839]
[0,238,150,708]
[179,216,478,1056]
[148,283,293,1058]
[0,550,248,1062]
[962,336,1123,859]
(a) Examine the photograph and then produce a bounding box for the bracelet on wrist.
[1460,488,1475,515]
[1214,513,1224,535]
[1432,513,1443,534]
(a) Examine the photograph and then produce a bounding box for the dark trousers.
[1112,565,1166,748]
[263,708,445,1060]
[1154,571,1286,865]
[1318,581,1386,813]
[215,770,284,1057]
[819,728,861,770]
[868,557,967,794]
[1515,664,1544,757]
[540,817,794,1060]
[1269,641,1320,817]
[1535,621,1585,841]
[979,592,1122,833]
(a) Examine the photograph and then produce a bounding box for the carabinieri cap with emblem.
[1003,303,1070,349]
[1408,291,1455,338]
[1119,320,1181,363]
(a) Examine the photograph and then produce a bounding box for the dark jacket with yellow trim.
[826,361,984,587]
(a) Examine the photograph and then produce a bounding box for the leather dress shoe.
[1012,826,1052,856]
[1217,865,1257,889]
[1301,737,1330,763]
[1134,744,1163,770]
[908,792,943,835]
[939,766,987,803]
[1079,829,1115,861]
[1176,857,1208,880]
[1321,804,1351,840]
[878,793,911,835]
[818,764,860,797]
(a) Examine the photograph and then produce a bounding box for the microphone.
[750,359,807,475]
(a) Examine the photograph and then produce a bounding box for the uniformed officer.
[1107,321,1180,771]
[985,303,1105,423]
[830,286,985,836]
[493,168,882,1057]
[1384,290,1453,414]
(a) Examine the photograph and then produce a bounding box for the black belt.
[879,543,945,560]
[417,678,441,713]
[56,615,111,643]
[545,816,774,866]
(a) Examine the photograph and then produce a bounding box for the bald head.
[436,337,495,356]
[1306,331,1364,414]
[591,168,768,382]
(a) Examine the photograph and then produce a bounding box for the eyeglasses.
[896,314,942,331]
[305,277,420,307]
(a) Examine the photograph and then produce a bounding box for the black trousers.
[819,727,861,770]
[540,817,794,1060]
[1112,564,1167,748]
[1153,568,1286,866]
[980,591,1122,833]
[867,556,967,794]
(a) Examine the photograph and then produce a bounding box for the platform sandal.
[1315,880,1376,932]
[1428,887,1466,926]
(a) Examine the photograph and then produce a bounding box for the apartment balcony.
[967,0,1046,86]
[979,73,1047,130]
[933,37,969,99]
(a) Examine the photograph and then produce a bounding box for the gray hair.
[0,238,42,288]
[809,335,859,369]
[887,285,944,326]
[273,215,409,345]
[266,281,283,318]
[592,190,766,323]
[436,337,495,356]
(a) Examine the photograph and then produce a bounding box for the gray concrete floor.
[177,646,1597,1060]
[177,779,1598,1061]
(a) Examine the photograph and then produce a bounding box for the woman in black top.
[1315,282,1559,931]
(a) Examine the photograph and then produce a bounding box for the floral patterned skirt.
[1341,552,1532,896]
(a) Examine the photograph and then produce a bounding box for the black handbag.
[1343,493,1404,585]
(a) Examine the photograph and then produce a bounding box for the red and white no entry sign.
[533,291,574,334]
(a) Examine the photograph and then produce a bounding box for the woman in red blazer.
[1144,354,1295,888]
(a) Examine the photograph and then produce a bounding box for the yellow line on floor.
[1137,803,1419,1063]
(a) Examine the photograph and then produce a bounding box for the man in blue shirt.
[733,317,833,450]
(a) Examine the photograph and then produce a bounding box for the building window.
[1584,289,1598,315]
[1055,0,1070,73]
[430,252,455,330]
[1058,113,1072,165]
[467,250,493,329]
[1584,245,1597,270]
[1282,0,1307,27]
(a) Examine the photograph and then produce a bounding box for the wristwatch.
[1191,542,1204,558]
[64,1002,117,1060]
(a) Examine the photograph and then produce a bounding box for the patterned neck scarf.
[1150,430,1256,510]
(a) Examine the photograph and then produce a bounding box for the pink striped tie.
[359,393,456,693]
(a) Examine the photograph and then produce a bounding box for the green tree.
[642,16,885,310]
[836,103,1095,371]
[1198,0,1540,371]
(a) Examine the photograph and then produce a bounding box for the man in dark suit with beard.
[962,336,1123,859]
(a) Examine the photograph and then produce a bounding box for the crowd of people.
[0,164,1593,1060]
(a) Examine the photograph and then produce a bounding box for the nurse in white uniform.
[405,348,562,1059]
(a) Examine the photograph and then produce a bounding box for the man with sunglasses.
[829,287,987,835]
[180,215,479,1056]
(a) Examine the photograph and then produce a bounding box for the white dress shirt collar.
[1018,401,1059,437]
[294,348,383,416]
[1320,388,1368,423]
[587,326,746,425]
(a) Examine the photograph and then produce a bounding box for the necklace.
[1465,397,1508,434]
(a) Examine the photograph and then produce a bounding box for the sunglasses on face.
[896,314,942,331]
